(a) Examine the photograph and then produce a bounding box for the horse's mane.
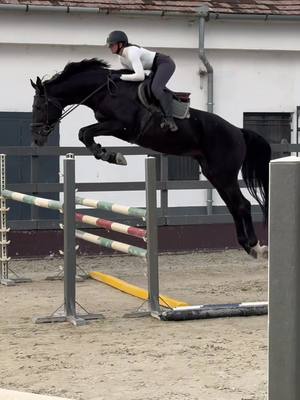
[45,58,110,84]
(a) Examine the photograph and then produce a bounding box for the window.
[243,112,292,159]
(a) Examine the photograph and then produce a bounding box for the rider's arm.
[120,47,145,82]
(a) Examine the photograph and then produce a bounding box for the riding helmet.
[106,30,128,46]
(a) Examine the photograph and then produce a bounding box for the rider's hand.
[110,72,121,81]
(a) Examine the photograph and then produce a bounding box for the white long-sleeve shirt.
[119,46,156,82]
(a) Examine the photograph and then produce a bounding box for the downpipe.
[198,6,214,215]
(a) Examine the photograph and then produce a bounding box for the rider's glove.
[110,72,121,81]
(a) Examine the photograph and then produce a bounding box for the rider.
[106,30,178,132]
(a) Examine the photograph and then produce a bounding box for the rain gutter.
[209,13,300,22]
[0,4,196,16]
[198,5,214,216]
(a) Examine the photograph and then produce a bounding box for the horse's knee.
[78,128,86,144]
[78,128,93,147]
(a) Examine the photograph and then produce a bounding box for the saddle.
[138,80,190,120]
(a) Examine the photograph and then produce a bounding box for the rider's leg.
[151,56,178,132]
[158,91,178,132]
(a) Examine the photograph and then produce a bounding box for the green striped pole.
[75,196,146,219]
[75,228,147,258]
[1,189,62,211]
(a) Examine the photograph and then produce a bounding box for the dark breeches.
[151,53,175,100]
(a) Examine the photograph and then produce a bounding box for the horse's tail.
[241,128,272,223]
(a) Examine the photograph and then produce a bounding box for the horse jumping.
[30,58,271,258]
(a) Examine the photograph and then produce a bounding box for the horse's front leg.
[78,121,127,165]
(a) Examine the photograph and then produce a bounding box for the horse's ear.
[31,76,44,94]
[36,76,42,87]
[30,79,37,90]
[36,77,44,93]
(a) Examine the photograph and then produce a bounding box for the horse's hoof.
[249,248,258,259]
[249,242,268,259]
[116,153,127,165]
[260,245,269,259]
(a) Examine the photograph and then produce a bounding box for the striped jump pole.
[75,196,146,219]
[1,189,62,210]
[75,228,147,258]
[75,212,147,240]
[160,301,268,321]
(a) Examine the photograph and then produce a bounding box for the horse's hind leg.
[241,201,268,259]
[204,172,263,258]
[217,183,268,258]
[220,185,257,255]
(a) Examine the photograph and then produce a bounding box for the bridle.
[31,74,117,137]
[31,93,61,137]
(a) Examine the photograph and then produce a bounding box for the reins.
[58,77,114,122]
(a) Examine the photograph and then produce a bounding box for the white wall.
[0,9,300,207]
[1,10,300,52]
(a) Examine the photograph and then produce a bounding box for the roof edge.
[0,4,299,21]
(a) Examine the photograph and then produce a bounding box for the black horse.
[30,58,271,258]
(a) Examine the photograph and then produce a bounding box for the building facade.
[0,1,299,249]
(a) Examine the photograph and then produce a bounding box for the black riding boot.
[159,92,178,132]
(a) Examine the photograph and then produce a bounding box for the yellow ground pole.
[89,271,189,309]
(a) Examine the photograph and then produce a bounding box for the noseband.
[32,74,116,137]
[31,94,62,136]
